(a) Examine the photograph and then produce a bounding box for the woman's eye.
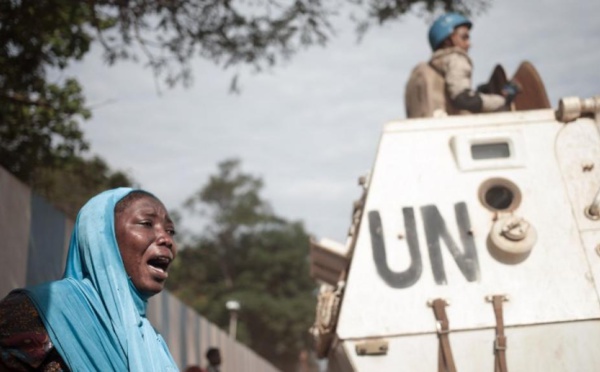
[140,221,152,227]
[167,228,176,236]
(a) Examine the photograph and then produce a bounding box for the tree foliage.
[31,156,134,218]
[0,1,92,181]
[0,0,490,186]
[168,159,316,371]
[0,78,91,181]
[0,1,131,210]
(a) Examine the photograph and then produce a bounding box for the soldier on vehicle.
[427,12,519,114]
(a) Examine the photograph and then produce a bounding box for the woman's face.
[115,195,177,296]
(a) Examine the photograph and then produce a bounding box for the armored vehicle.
[309,63,600,371]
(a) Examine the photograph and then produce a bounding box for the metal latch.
[355,339,389,356]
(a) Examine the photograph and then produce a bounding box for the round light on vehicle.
[479,178,521,212]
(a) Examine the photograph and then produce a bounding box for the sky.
[66,0,600,243]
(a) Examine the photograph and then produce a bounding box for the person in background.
[206,347,222,372]
[428,12,519,113]
[0,188,178,371]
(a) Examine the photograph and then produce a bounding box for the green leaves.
[0,1,131,212]
[169,159,316,370]
[0,0,491,184]
[0,78,89,181]
[187,159,273,230]
[0,1,93,181]
[30,156,134,218]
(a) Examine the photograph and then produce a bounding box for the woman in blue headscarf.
[0,188,179,371]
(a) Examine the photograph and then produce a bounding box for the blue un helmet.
[428,12,472,50]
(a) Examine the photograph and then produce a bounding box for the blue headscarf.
[24,188,178,371]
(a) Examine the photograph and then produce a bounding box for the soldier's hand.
[502,81,521,104]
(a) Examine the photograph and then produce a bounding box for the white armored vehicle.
[309,64,600,371]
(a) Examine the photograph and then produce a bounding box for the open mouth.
[148,256,172,274]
